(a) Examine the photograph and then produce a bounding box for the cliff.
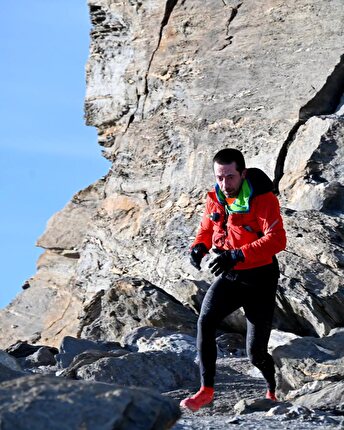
[0,1,343,427]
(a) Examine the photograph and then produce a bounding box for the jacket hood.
[246,168,273,197]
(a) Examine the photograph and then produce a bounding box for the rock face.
[0,5,343,429]
[274,208,344,336]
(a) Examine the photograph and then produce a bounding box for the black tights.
[197,263,278,391]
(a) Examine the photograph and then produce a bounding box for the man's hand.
[208,249,244,276]
[190,243,208,270]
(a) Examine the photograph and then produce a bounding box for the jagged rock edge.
[273,53,344,193]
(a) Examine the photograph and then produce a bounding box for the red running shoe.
[180,387,214,412]
[266,390,278,401]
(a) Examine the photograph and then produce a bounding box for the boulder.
[272,328,344,395]
[78,278,198,343]
[0,363,26,384]
[5,340,58,359]
[216,333,246,357]
[56,335,125,368]
[268,330,300,352]
[274,209,344,336]
[234,398,279,415]
[0,375,180,429]
[291,380,344,413]
[0,351,26,383]
[69,350,199,393]
[123,326,197,359]
[0,350,22,371]
[22,347,57,368]
[59,349,130,379]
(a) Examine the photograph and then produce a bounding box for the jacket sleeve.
[191,195,214,250]
[240,192,287,264]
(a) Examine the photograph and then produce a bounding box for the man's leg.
[243,268,278,399]
[197,276,242,387]
[181,275,242,411]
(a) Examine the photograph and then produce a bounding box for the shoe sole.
[180,400,214,412]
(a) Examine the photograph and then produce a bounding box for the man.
[180,148,287,412]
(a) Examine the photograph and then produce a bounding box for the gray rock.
[290,380,344,413]
[234,398,278,415]
[279,116,344,211]
[162,278,209,315]
[56,335,124,368]
[273,328,344,394]
[283,405,312,420]
[123,327,197,359]
[78,278,197,343]
[216,333,246,357]
[73,350,199,393]
[59,349,130,379]
[5,340,58,359]
[123,326,177,351]
[0,350,22,371]
[0,374,180,430]
[22,346,56,368]
[268,330,300,353]
[274,209,344,337]
[265,403,294,416]
[0,363,26,383]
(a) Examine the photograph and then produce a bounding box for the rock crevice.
[141,0,180,118]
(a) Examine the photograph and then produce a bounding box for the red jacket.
[192,169,287,270]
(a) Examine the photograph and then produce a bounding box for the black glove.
[208,249,244,276]
[190,243,208,270]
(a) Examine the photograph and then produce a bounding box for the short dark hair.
[213,148,246,173]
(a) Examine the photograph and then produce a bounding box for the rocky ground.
[1,329,343,429]
[168,359,343,430]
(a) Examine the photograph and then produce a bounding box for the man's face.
[214,161,246,198]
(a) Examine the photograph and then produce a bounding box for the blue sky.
[0,1,109,308]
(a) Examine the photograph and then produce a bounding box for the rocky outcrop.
[0,250,82,348]
[274,209,344,336]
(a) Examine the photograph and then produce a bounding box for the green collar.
[215,179,253,214]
